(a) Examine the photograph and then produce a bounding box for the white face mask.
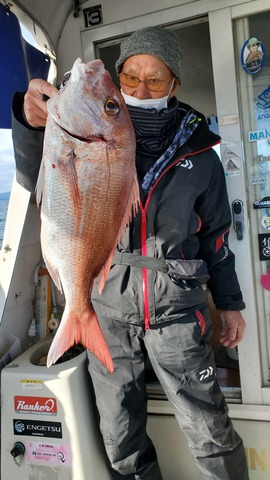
[121,91,169,111]
[121,80,175,112]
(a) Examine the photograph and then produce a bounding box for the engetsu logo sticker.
[13,419,62,438]
[14,420,26,434]
[14,396,57,415]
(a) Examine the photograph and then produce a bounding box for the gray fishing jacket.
[12,93,245,328]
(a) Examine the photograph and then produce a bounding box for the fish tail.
[46,309,114,373]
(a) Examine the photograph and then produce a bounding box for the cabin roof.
[13,0,83,49]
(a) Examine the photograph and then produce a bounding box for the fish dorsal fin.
[98,172,139,294]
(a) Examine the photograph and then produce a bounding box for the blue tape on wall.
[0,3,51,128]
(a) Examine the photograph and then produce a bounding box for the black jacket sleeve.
[12,91,45,193]
[195,153,245,311]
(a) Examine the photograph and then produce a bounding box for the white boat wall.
[1,0,270,478]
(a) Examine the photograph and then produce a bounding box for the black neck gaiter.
[127,97,182,157]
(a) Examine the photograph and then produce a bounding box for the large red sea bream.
[36,58,139,372]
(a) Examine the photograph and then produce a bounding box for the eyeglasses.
[118,72,174,92]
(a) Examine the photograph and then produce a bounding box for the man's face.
[120,54,179,99]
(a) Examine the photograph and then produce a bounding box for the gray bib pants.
[87,309,249,480]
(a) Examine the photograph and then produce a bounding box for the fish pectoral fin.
[46,307,114,373]
[61,148,81,211]
[35,157,45,207]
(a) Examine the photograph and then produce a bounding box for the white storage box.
[1,336,112,480]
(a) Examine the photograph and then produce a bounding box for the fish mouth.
[59,125,106,143]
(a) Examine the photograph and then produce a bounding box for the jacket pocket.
[166,258,209,285]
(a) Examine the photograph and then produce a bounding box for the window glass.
[234,11,270,385]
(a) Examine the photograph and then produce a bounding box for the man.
[12,26,249,480]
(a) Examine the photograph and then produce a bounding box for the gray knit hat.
[115,26,182,82]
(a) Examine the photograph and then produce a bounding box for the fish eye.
[104,98,120,115]
[57,71,71,90]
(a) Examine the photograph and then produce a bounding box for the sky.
[0,25,35,194]
[0,129,14,193]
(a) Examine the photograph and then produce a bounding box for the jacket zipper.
[140,206,150,329]
[140,144,220,329]
[195,309,206,336]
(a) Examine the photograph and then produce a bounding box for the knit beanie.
[115,26,182,82]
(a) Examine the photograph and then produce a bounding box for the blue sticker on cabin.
[241,37,264,75]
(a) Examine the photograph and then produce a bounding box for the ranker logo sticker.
[14,396,57,415]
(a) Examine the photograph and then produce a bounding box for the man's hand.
[219,310,246,349]
[23,79,58,127]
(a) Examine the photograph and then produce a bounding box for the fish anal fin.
[98,250,115,294]
[46,308,114,373]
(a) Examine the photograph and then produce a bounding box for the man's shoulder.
[176,100,221,152]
